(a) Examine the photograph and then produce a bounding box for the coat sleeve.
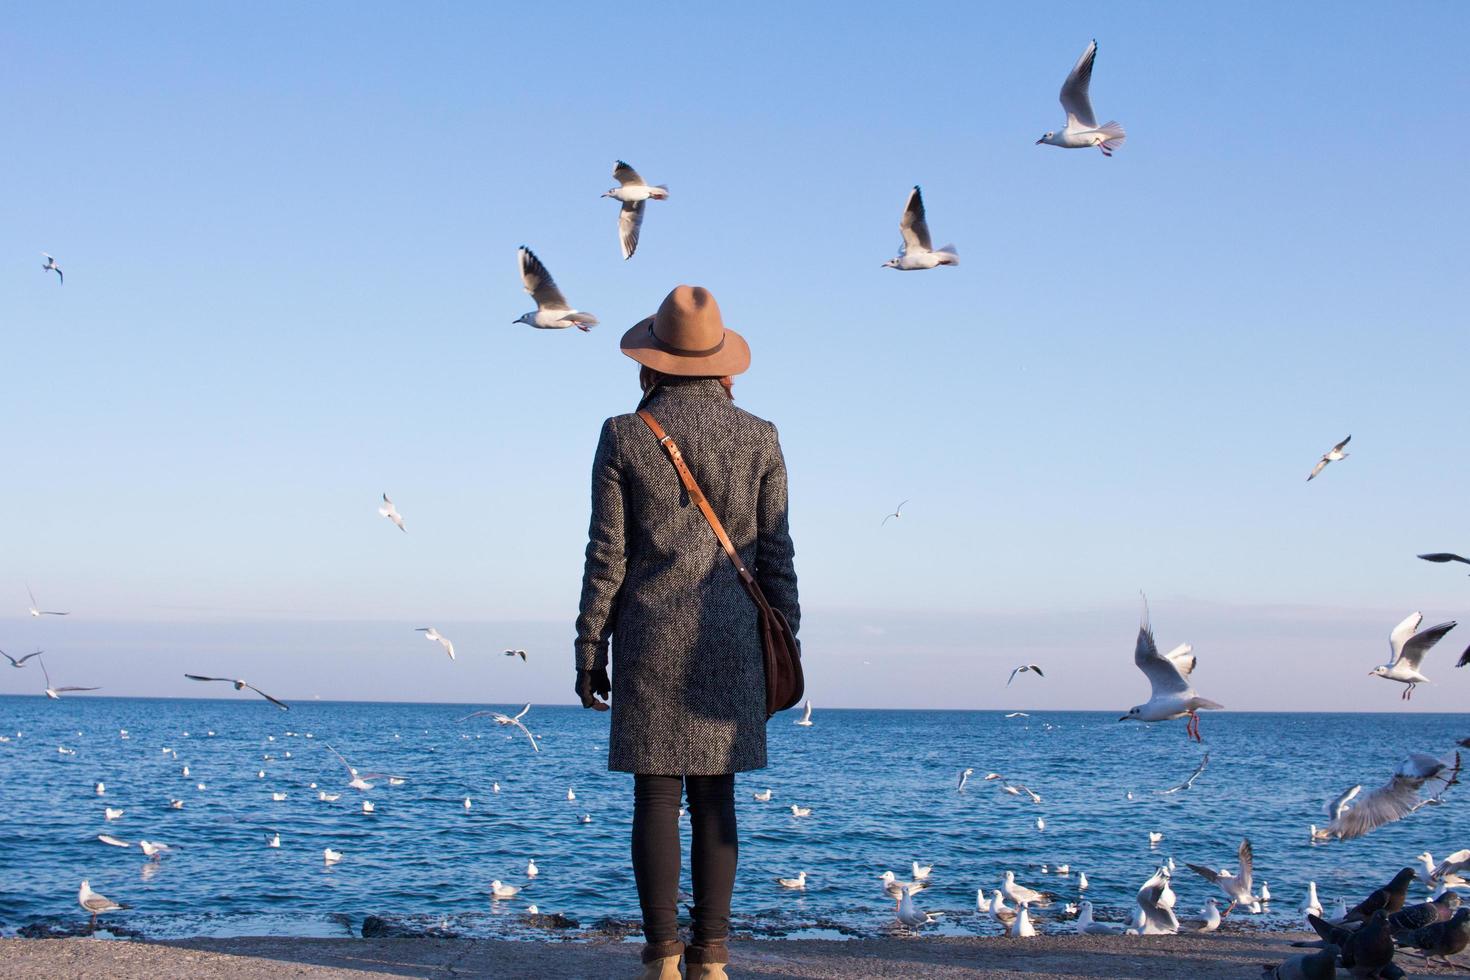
[574,418,628,671]
[754,424,800,637]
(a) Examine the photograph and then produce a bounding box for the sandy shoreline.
[0,934,1464,979]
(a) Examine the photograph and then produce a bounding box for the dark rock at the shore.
[524,911,579,930]
[360,915,460,939]
[19,920,143,940]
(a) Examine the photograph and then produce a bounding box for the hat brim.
[619,317,751,377]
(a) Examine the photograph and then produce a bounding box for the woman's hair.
[639,366,734,401]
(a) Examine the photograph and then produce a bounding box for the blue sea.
[1,697,1465,939]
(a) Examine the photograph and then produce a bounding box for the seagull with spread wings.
[1035,40,1126,156]
[1322,751,1461,840]
[513,247,598,331]
[601,160,668,260]
[27,585,68,617]
[503,649,527,661]
[461,703,539,752]
[184,674,289,710]
[1007,664,1044,687]
[1307,435,1351,481]
[415,627,455,661]
[1186,838,1257,915]
[42,252,63,284]
[378,494,406,532]
[881,499,910,526]
[1156,753,1210,795]
[1119,596,1222,741]
[321,742,403,792]
[2,648,44,669]
[40,658,99,700]
[1369,612,1457,699]
[881,187,957,271]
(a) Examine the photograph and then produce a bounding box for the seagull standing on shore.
[1075,900,1124,934]
[602,161,668,260]
[1369,612,1456,699]
[1035,40,1126,156]
[378,494,406,532]
[1306,435,1350,481]
[42,253,63,284]
[79,880,125,929]
[881,188,958,270]
[27,586,68,617]
[416,627,455,661]
[184,674,289,709]
[1120,596,1222,741]
[514,247,598,331]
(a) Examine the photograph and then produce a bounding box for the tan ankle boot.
[686,964,728,980]
[684,944,729,979]
[639,954,683,980]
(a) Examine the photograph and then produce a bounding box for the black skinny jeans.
[632,773,737,950]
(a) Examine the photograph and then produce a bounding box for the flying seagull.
[27,585,68,617]
[1007,664,1044,686]
[514,247,598,331]
[602,160,668,260]
[881,499,910,526]
[378,494,406,532]
[415,627,455,661]
[184,674,289,710]
[957,767,974,792]
[40,658,99,700]
[1186,838,1257,915]
[1306,435,1350,481]
[794,699,813,726]
[1419,552,1470,578]
[882,187,957,270]
[1369,611,1456,699]
[1156,753,1210,795]
[1120,595,1222,741]
[461,703,539,752]
[1,649,43,669]
[1322,752,1461,840]
[1036,40,1126,156]
[321,743,402,792]
[503,649,527,661]
[42,252,63,284]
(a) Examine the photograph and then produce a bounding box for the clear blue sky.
[4,2,1468,711]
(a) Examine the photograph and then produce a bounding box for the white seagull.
[794,700,814,726]
[895,886,942,928]
[1135,866,1180,934]
[790,804,812,818]
[1007,664,1044,686]
[602,160,669,260]
[1120,596,1221,741]
[753,789,773,802]
[461,703,539,752]
[415,627,455,661]
[1003,870,1052,908]
[1075,900,1124,935]
[1369,612,1456,699]
[1322,751,1461,840]
[322,743,403,792]
[490,880,520,899]
[881,188,957,271]
[514,247,598,331]
[1307,435,1351,481]
[1185,838,1257,914]
[39,658,99,700]
[27,585,68,617]
[775,870,807,890]
[41,253,63,284]
[185,673,289,710]
[2,649,43,668]
[957,768,974,793]
[1036,40,1126,156]
[323,848,342,865]
[139,840,171,860]
[526,859,539,879]
[79,880,125,929]
[881,499,910,525]
[504,649,528,661]
[378,494,406,532]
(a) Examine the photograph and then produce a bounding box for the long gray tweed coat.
[574,378,800,775]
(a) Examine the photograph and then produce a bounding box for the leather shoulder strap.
[638,410,759,591]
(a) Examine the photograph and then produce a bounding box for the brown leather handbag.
[638,410,804,718]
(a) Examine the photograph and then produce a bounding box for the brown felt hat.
[619,285,750,377]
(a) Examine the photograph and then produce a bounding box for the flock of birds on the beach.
[14,31,1470,977]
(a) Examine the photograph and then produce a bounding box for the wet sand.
[0,934,1463,979]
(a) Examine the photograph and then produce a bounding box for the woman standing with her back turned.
[575,284,800,980]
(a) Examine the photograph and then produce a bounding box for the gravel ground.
[0,934,1465,979]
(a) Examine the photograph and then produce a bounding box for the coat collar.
[638,377,729,410]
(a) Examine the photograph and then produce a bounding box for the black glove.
[576,667,611,710]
